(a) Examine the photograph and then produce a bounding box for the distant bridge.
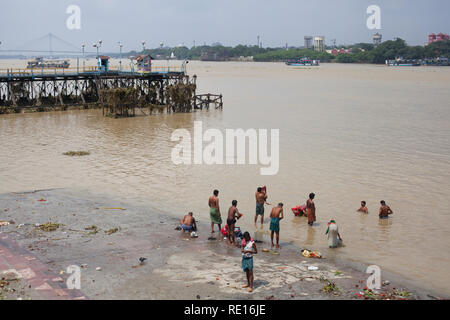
[0,33,98,56]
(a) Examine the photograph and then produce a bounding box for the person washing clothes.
[325,219,342,248]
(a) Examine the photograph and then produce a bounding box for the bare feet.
[242,284,249,288]
[248,288,253,293]
[276,244,281,249]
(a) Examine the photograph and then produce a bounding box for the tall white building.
[314,36,325,52]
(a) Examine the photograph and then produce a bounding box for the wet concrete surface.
[0,189,444,300]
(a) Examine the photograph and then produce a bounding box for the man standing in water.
[379,200,393,219]
[241,231,257,293]
[209,190,222,233]
[227,200,243,244]
[269,203,284,248]
[357,201,369,214]
[306,193,316,226]
[255,187,268,226]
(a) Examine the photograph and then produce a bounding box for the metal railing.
[0,64,185,78]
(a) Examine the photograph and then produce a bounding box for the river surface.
[1,59,449,295]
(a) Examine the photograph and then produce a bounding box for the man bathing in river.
[357,201,369,214]
[208,189,222,233]
[379,200,393,219]
[255,187,268,226]
[180,212,197,232]
[241,231,257,293]
[269,203,284,248]
[306,193,316,226]
[227,200,243,244]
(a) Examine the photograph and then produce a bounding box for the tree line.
[126,38,450,64]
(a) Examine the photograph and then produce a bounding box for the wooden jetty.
[0,66,222,116]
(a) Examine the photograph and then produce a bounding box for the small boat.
[285,57,319,66]
[27,57,70,69]
[386,58,420,66]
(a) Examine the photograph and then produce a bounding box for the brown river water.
[1,59,450,295]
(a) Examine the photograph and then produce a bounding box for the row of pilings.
[0,72,205,116]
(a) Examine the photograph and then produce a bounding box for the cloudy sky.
[0,0,449,53]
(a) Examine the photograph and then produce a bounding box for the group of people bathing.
[178,187,394,293]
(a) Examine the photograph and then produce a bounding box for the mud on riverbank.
[0,189,444,300]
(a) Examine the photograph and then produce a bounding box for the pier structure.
[0,64,187,113]
[0,63,221,116]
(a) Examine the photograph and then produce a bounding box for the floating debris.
[0,221,10,226]
[63,151,90,156]
[36,222,62,232]
[105,227,119,235]
[104,207,126,211]
[85,225,99,234]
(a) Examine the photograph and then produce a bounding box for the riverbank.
[0,188,444,300]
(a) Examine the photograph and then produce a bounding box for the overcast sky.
[0,0,449,53]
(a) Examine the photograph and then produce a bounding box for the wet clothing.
[256,203,264,215]
[242,239,255,273]
[227,218,236,226]
[209,207,222,224]
[306,208,316,224]
[242,256,254,271]
[326,223,340,248]
[269,217,280,232]
[181,224,193,231]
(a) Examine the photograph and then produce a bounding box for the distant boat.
[27,57,70,69]
[386,58,420,66]
[285,57,319,66]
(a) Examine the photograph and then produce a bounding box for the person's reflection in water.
[377,215,393,243]
[305,226,316,245]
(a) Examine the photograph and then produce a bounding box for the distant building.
[329,48,352,55]
[304,36,313,49]
[373,33,382,47]
[314,36,325,52]
[428,33,450,45]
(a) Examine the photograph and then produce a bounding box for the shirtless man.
[180,212,197,232]
[357,201,369,214]
[306,193,316,226]
[379,200,393,219]
[208,189,222,233]
[227,200,243,244]
[269,203,284,248]
[255,187,268,226]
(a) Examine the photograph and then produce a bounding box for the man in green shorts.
[269,203,284,248]
[208,189,222,233]
[254,187,268,226]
